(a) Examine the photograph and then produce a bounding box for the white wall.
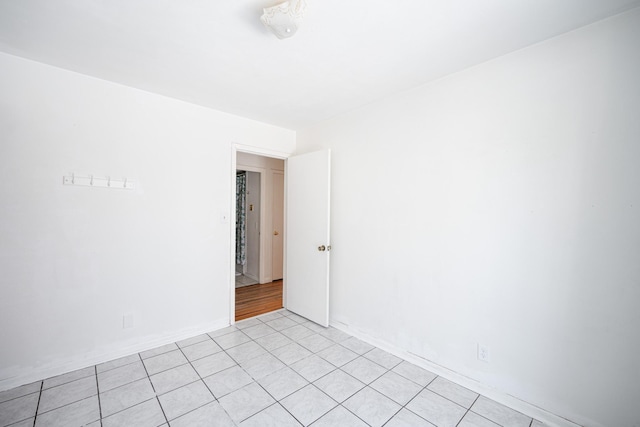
[297,9,640,427]
[0,52,295,390]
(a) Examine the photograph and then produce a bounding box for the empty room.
[1,1,639,427]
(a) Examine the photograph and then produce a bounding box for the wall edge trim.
[0,318,229,392]
[330,320,583,427]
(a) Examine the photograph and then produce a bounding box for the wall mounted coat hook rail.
[63,174,135,190]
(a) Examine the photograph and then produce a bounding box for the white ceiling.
[1,0,639,130]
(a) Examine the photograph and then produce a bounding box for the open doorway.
[234,152,285,320]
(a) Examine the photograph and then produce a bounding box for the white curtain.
[235,171,247,265]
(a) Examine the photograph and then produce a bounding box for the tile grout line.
[341,403,374,427]
[289,325,424,426]
[14,309,535,427]
[226,313,317,425]
[27,375,102,425]
[454,394,481,427]
[31,381,43,427]
[29,395,100,424]
[95,354,141,375]
[138,350,170,426]
[297,351,382,427]
[237,313,383,426]
[375,367,422,427]
[249,312,392,425]
[171,335,239,425]
[224,316,291,424]
[96,353,158,423]
[285,325,497,426]
[376,361,429,427]
[95,366,103,424]
[380,406,406,427]
[15,315,308,424]
[154,396,169,427]
[381,368,438,427]
[96,395,157,421]
[427,376,480,417]
[208,318,314,424]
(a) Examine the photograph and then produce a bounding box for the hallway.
[235,280,283,321]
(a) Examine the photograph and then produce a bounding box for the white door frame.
[230,144,290,325]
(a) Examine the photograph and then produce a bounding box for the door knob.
[318,245,326,252]
[274,230,279,236]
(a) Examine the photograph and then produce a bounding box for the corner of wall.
[0,318,230,393]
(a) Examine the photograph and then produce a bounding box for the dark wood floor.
[235,280,283,321]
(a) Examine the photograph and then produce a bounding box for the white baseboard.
[0,318,230,393]
[329,320,582,427]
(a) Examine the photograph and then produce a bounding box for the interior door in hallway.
[272,171,284,281]
[286,149,331,327]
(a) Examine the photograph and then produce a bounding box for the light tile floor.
[0,310,547,427]
[235,275,258,288]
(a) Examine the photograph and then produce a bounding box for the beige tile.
[157,381,214,421]
[150,364,199,395]
[218,383,275,423]
[35,396,100,427]
[39,376,97,413]
[280,385,336,426]
[427,376,478,408]
[471,396,532,427]
[370,371,422,405]
[97,353,141,373]
[406,389,466,427]
[143,350,188,376]
[171,401,235,427]
[102,397,165,427]
[240,403,302,427]
[0,381,41,404]
[98,361,147,392]
[0,392,39,426]
[203,366,254,398]
[314,369,365,403]
[392,361,437,387]
[343,386,401,427]
[43,366,95,389]
[99,378,156,417]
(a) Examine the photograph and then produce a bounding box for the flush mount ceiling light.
[260,0,307,39]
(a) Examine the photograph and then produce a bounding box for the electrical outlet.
[123,314,134,329]
[478,343,490,362]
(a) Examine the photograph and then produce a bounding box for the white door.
[272,171,284,281]
[286,150,331,326]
